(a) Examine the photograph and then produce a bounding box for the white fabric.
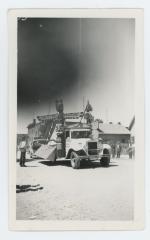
[19,141,26,149]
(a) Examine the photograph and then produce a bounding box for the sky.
[17,18,135,133]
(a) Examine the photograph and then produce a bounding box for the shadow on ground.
[16,184,43,193]
[39,160,118,169]
[16,158,41,163]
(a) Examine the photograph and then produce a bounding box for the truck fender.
[102,148,110,158]
[66,148,74,159]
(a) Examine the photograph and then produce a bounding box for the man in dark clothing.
[116,143,122,158]
[111,143,116,158]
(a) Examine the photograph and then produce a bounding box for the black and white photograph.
[8,9,144,230]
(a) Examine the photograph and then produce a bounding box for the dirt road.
[16,156,134,220]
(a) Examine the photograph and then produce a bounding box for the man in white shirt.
[19,137,27,167]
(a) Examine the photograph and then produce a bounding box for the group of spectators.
[111,143,122,159]
[111,142,135,159]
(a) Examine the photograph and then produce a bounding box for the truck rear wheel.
[70,152,80,169]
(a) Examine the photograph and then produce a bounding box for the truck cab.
[64,125,111,169]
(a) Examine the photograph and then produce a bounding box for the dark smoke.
[17,18,80,107]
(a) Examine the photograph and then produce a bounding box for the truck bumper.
[78,155,99,161]
[78,154,110,161]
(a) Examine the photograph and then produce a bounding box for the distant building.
[128,116,135,144]
[17,134,28,146]
[27,119,45,144]
[92,121,131,153]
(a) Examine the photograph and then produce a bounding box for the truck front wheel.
[100,156,110,167]
[70,152,80,169]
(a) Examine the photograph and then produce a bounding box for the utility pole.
[105,108,108,123]
[83,96,85,112]
[55,99,65,157]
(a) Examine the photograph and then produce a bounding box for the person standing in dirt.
[116,142,122,158]
[111,143,116,158]
[19,137,27,167]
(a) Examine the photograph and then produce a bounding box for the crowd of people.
[111,143,122,159]
[111,141,135,159]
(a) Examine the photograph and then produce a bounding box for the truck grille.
[88,142,98,155]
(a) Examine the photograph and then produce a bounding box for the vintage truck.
[33,99,111,169]
[47,124,111,169]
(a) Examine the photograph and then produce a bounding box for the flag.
[85,100,93,112]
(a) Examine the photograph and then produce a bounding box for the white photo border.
[8,8,144,231]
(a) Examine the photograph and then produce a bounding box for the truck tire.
[51,150,57,164]
[70,152,80,169]
[51,155,56,164]
[100,156,110,167]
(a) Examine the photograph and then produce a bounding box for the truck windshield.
[71,131,91,139]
